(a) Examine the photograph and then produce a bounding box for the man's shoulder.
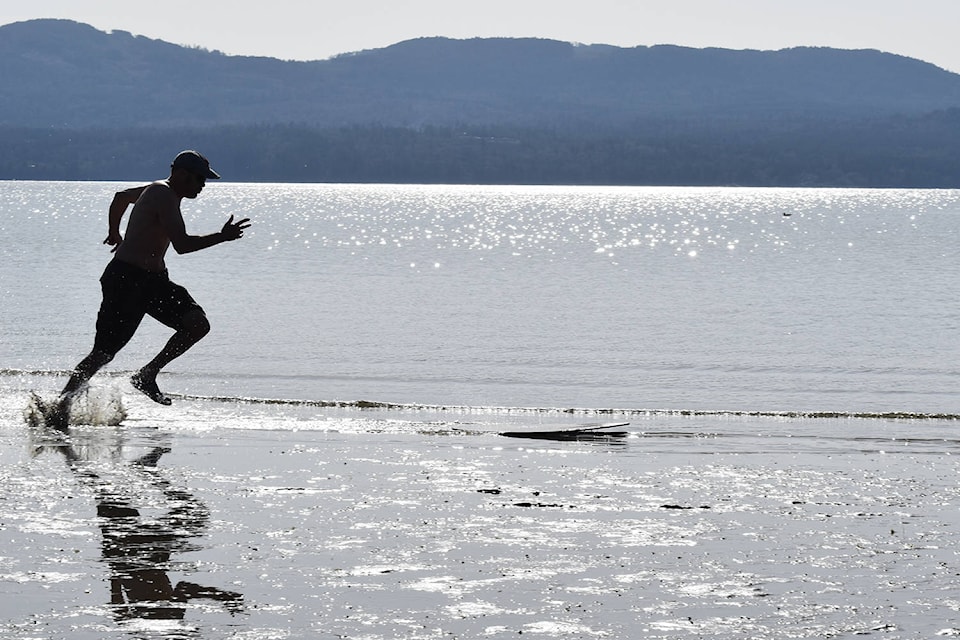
[141,179,173,197]
[136,180,178,208]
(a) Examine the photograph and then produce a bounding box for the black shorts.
[93,259,204,356]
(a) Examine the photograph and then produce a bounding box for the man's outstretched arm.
[164,211,252,255]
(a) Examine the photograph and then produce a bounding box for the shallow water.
[3,182,960,637]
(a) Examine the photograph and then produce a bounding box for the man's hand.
[103,230,123,252]
[221,215,251,241]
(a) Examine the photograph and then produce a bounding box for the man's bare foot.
[131,371,172,405]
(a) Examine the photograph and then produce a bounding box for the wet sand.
[2,394,960,639]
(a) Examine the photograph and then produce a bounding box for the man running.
[52,150,250,424]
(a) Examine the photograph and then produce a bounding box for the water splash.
[23,386,127,429]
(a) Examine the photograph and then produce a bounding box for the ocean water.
[1,181,958,415]
[3,182,960,639]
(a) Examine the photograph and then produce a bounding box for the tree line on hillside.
[2,113,960,187]
[9,21,960,131]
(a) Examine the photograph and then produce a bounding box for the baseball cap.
[171,150,220,179]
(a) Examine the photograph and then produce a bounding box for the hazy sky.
[3,0,960,72]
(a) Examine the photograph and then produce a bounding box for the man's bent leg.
[132,309,210,405]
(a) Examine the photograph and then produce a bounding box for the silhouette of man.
[52,150,250,424]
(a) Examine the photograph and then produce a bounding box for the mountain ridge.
[4,19,960,129]
[4,19,960,186]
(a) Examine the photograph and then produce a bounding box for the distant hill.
[3,18,960,129]
[4,19,960,187]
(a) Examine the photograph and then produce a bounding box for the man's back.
[114,181,178,273]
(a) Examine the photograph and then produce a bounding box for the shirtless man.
[52,150,250,422]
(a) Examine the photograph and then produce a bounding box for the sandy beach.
[2,391,959,639]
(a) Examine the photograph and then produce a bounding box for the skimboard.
[499,422,629,441]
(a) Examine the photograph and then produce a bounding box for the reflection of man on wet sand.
[38,433,242,622]
[97,472,243,621]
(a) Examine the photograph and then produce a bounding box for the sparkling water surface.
[2,181,958,414]
[2,182,960,640]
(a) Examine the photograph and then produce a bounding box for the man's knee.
[182,309,210,340]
